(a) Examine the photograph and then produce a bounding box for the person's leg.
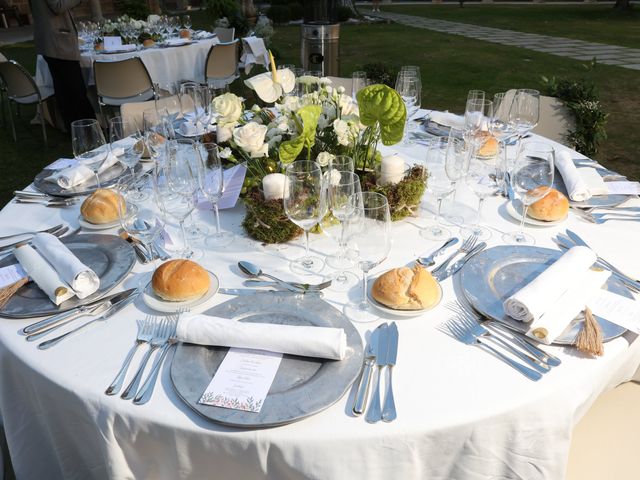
[43,56,95,130]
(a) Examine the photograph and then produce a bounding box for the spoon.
[417,237,458,267]
[237,261,305,293]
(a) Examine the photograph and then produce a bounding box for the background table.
[0,131,639,479]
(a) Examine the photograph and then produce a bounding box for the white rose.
[213,93,243,125]
[333,119,351,146]
[218,147,232,159]
[276,121,289,133]
[337,86,345,94]
[329,169,341,186]
[233,122,268,157]
[216,124,234,144]
[339,95,358,117]
[280,95,300,113]
[268,135,282,148]
[316,152,335,167]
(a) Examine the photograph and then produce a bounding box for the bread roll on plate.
[372,264,441,310]
[152,259,210,302]
[527,187,569,222]
[80,188,125,224]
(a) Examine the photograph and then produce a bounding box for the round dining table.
[0,124,639,480]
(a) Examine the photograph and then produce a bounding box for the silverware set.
[428,235,487,281]
[0,224,71,255]
[106,310,182,405]
[237,260,331,293]
[442,302,561,381]
[553,229,640,293]
[571,206,640,224]
[353,322,399,423]
[13,191,78,208]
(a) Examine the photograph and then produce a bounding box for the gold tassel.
[0,277,28,310]
[576,306,604,357]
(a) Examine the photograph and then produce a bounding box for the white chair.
[0,59,54,146]
[214,27,235,43]
[532,95,575,147]
[204,40,239,89]
[327,76,353,94]
[120,95,184,136]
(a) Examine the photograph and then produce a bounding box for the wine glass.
[398,66,422,114]
[443,136,471,221]
[142,108,171,162]
[325,155,356,270]
[467,89,485,102]
[459,150,500,240]
[490,92,518,196]
[284,161,327,275]
[182,14,192,31]
[395,75,419,146]
[351,71,367,99]
[328,155,354,173]
[464,98,493,147]
[502,142,554,245]
[420,138,454,240]
[510,89,540,140]
[327,170,361,290]
[71,119,108,188]
[155,139,200,258]
[196,143,233,247]
[344,191,391,323]
[109,116,143,178]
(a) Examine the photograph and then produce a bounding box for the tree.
[614,0,632,11]
[88,0,103,21]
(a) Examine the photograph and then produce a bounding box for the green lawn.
[380,4,640,49]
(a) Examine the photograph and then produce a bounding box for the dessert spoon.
[237,261,305,293]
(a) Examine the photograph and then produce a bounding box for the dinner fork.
[0,225,69,251]
[442,317,543,381]
[133,310,184,405]
[574,210,639,224]
[0,223,64,242]
[243,279,333,291]
[121,319,171,400]
[432,235,477,276]
[106,317,154,396]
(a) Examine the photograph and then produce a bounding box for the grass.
[0,13,638,206]
[380,4,640,49]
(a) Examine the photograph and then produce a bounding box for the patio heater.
[300,0,340,76]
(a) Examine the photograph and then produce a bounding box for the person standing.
[29,0,95,130]
[372,0,380,13]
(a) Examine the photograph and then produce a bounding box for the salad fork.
[432,235,477,275]
[106,317,154,396]
[573,210,639,224]
[442,316,543,381]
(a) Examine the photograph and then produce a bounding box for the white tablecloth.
[0,125,639,479]
[35,38,219,90]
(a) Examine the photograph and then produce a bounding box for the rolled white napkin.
[45,149,122,189]
[31,233,100,299]
[13,244,75,305]
[428,111,465,129]
[176,314,347,360]
[503,246,611,344]
[556,151,608,201]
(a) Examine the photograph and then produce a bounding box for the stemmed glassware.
[196,143,234,247]
[71,119,108,188]
[325,155,356,270]
[460,149,500,240]
[284,161,327,275]
[351,71,368,99]
[489,92,518,195]
[443,136,471,221]
[109,116,143,178]
[420,138,454,240]
[510,89,540,140]
[344,191,391,323]
[182,15,192,31]
[143,108,173,162]
[502,141,554,245]
[464,98,493,147]
[395,75,420,146]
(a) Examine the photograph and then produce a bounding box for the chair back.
[94,57,155,103]
[327,76,353,94]
[214,27,235,43]
[0,52,7,62]
[120,95,182,136]
[205,40,239,82]
[0,60,38,99]
[532,95,576,147]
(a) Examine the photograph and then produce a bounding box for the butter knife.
[366,323,388,424]
[382,322,398,422]
[352,328,378,416]
[435,242,486,281]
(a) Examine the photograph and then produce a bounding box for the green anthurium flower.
[356,84,406,145]
[279,105,322,164]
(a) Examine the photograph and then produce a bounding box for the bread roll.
[80,188,125,224]
[152,259,210,302]
[476,132,498,158]
[372,264,440,310]
[143,38,155,48]
[179,29,191,40]
[528,187,569,222]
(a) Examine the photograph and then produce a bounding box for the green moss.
[362,165,428,221]
[242,188,303,244]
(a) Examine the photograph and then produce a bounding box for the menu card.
[103,36,123,50]
[0,264,26,288]
[590,289,640,334]
[606,181,640,195]
[199,348,282,413]
[197,163,247,211]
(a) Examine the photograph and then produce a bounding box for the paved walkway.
[366,9,640,71]
[0,25,33,47]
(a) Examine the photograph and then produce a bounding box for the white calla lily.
[245,68,296,104]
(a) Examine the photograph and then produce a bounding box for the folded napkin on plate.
[176,314,347,360]
[180,121,207,137]
[13,244,75,305]
[31,233,99,299]
[503,246,611,344]
[428,111,465,130]
[45,149,123,189]
[105,44,137,52]
[556,151,608,201]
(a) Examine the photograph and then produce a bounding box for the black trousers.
[43,56,95,130]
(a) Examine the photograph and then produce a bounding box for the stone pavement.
[367,9,640,71]
[0,25,33,47]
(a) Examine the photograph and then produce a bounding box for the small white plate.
[142,271,220,313]
[366,269,443,318]
[78,215,120,230]
[506,201,567,226]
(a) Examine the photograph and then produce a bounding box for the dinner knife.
[23,288,138,337]
[365,323,388,424]
[382,322,398,422]
[38,290,140,349]
[434,242,487,282]
[352,328,379,416]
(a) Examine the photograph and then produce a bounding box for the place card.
[590,289,640,334]
[0,264,27,289]
[46,158,78,170]
[198,347,282,413]
[606,181,640,196]
[103,36,123,50]
[197,163,247,211]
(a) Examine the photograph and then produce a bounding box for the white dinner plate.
[142,271,220,313]
[366,269,443,318]
[506,200,567,226]
[78,215,121,230]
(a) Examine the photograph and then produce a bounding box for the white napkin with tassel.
[555,151,608,201]
[176,314,347,360]
[503,246,611,344]
[45,148,123,189]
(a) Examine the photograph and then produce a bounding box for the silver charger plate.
[460,245,630,345]
[170,292,364,428]
[0,234,136,318]
[553,167,628,208]
[33,162,143,198]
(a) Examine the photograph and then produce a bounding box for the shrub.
[289,2,303,20]
[335,6,353,22]
[268,5,290,24]
[206,0,240,21]
[117,0,149,20]
[362,62,399,88]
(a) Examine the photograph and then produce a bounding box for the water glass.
[460,152,500,240]
[71,119,108,188]
[351,71,367,99]
[420,138,454,240]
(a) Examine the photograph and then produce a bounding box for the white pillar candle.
[262,173,287,200]
[380,154,406,185]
